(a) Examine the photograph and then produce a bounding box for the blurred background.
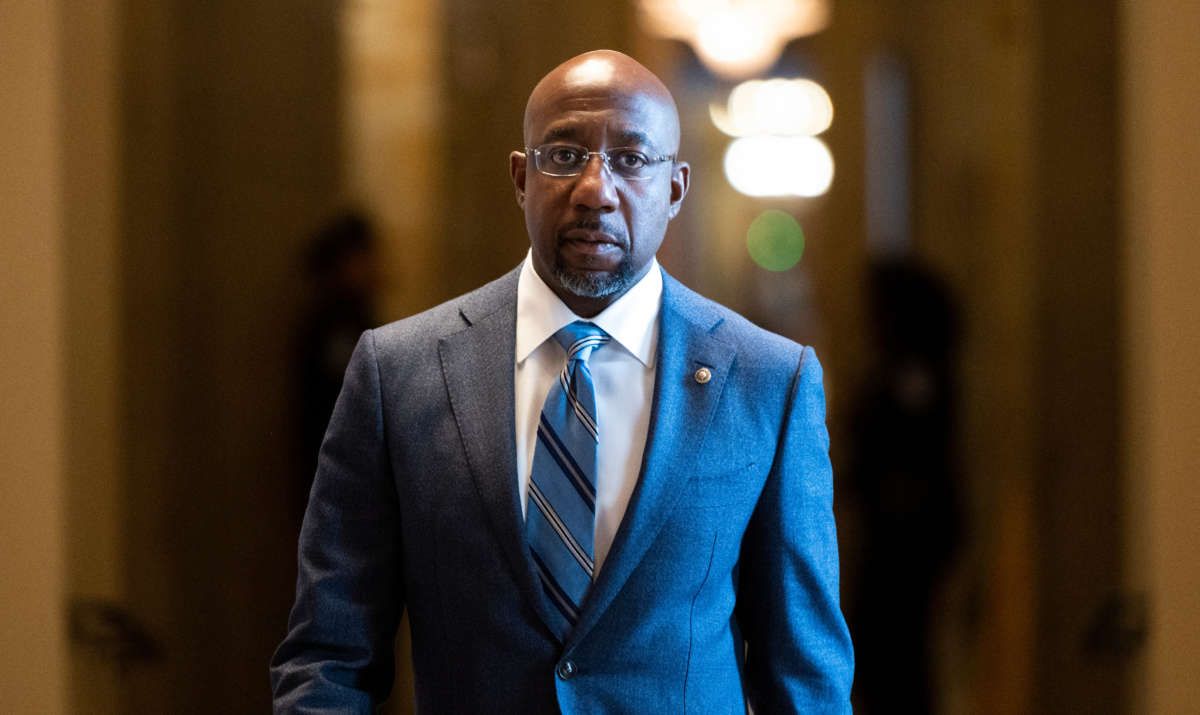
[3,0,1197,712]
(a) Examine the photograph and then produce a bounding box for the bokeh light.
[710,78,834,137]
[724,135,835,197]
[746,209,806,271]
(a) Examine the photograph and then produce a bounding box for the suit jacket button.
[557,659,577,680]
[694,367,712,384]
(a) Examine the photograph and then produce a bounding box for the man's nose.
[570,154,619,212]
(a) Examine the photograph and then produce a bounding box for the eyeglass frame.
[523,143,677,181]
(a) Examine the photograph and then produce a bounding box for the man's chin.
[554,267,629,299]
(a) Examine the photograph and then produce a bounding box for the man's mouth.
[561,227,621,246]
[557,228,624,269]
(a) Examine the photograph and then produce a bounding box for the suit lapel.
[437,268,558,630]
[566,272,737,649]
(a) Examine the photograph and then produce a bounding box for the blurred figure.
[848,258,965,714]
[292,211,381,526]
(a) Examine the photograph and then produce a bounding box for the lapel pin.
[693,366,712,384]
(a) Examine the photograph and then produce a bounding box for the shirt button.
[694,366,712,384]
[557,659,577,680]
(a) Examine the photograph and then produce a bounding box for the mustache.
[559,218,625,241]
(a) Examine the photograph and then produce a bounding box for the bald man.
[272,50,853,713]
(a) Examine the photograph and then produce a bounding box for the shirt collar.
[515,249,662,367]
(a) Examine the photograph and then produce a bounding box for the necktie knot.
[554,321,610,364]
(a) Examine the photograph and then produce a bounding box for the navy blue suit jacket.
[271,265,853,713]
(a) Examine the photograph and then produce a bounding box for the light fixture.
[637,0,830,79]
[710,78,833,137]
[723,135,834,198]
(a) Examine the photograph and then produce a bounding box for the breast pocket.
[681,461,762,509]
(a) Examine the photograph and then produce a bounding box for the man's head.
[510,50,690,317]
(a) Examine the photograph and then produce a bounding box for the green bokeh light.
[746,209,805,271]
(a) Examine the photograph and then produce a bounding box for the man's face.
[511,59,689,316]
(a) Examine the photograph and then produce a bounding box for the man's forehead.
[526,90,678,149]
[539,121,654,148]
[523,51,681,148]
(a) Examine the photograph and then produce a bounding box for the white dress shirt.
[514,251,661,575]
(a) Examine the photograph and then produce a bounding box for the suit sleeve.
[737,346,854,712]
[271,330,404,713]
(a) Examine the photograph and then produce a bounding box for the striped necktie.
[526,321,610,640]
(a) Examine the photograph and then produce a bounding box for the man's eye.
[613,150,648,170]
[549,147,582,165]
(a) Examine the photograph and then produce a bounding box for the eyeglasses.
[525,143,675,181]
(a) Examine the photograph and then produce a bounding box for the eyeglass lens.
[532,144,667,180]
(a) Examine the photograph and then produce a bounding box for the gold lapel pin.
[693,367,712,384]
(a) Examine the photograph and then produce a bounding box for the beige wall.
[60,0,124,709]
[342,0,443,322]
[0,0,69,712]
[1122,1,1200,713]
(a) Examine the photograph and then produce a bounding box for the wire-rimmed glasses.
[525,143,675,181]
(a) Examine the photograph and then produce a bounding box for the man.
[272,50,853,713]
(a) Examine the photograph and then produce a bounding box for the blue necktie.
[527,321,610,639]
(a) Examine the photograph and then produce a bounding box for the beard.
[553,251,634,298]
[552,222,635,298]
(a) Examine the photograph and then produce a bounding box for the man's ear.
[667,160,690,219]
[509,150,527,208]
